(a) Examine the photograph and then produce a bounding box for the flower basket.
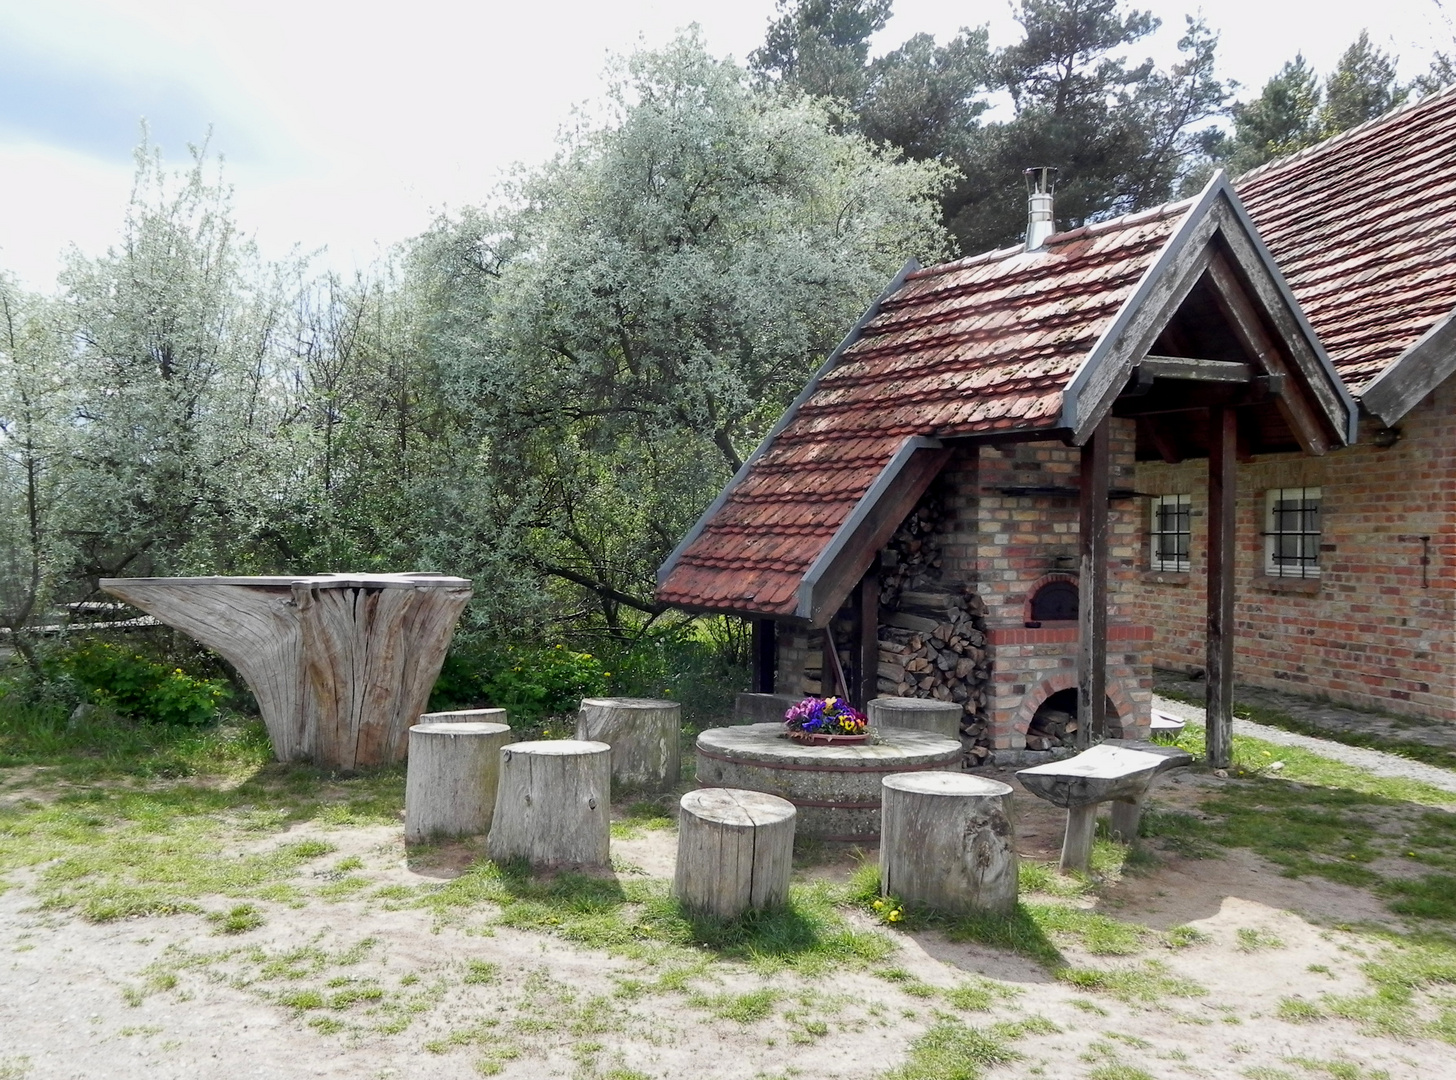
[784,731,869,745]
[782,696,868,743]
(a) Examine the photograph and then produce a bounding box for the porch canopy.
[657,173,1355,765]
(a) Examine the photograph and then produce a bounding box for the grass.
[1157,681,1456,773]
[880,1018,1022,1080]
[1139,722,1456,929]
[1057,960,1206,1005]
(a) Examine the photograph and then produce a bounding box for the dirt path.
[4,764,1452,1080]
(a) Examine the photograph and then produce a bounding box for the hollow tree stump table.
[693,723,961,841]
[1016,741,1193,873]
[99,573,472,770]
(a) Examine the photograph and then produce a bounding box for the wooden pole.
[1206,406,1237,769]
[1077,421,1110,748]
[856,566,880,707]
[822,625,850,700]
[752,619,776,693]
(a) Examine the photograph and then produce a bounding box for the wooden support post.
[1206,406,1237,769]
[822,625,849,700]
[856,567,880,708]
[1062,805,1099,872]
[1077,421,1110,749]
[752,619,776,693]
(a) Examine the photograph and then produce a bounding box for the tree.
[1319,31,1407,135]
[0,278,74,667]
[1226,55,1322,173]
[948,3,1231,251]
[417,33,951,632]
[750,0,892,111]
[56,140,295,586]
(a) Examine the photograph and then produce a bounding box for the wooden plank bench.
[1016,741,1193,873]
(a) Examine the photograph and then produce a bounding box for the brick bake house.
[656,165,1356,768]
[1130,86,1456,725]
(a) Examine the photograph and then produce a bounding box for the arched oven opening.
[1028,578,1078,623]
[1025,687,1125,750]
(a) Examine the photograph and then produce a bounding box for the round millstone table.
[693,723,962,841]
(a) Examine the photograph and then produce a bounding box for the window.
[1265,487,1321,578]
[1149,494,1191,572]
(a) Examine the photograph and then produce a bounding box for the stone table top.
[696,723,960,770]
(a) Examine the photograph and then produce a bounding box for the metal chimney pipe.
[1024,167,1058,251]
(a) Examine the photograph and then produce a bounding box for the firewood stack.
[878,493,946,609]
[875,587,993,763]
[1024,706,1078,751]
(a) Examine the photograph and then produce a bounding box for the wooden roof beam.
[1204,250,1331,456]
[1136,356,1253,383]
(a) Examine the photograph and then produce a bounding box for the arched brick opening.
[1023,573,1079,624]
[1010,671,1133,739]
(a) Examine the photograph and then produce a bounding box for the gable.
[657,174,1353,623]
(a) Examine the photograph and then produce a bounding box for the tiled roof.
[1237,85,1456,393]
[656,203,1190,617]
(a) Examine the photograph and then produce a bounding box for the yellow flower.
[872,899,884,910]
[888,910,902,923]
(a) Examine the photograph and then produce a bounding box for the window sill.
[1140,570,1190,586]
[1253,574,1322,594]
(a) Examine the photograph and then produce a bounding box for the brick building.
[656,173,1352,765]
[1131,86,1456,723]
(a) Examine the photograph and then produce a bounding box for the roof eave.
[1359,306,1456,426]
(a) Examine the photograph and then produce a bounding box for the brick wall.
[1130,380,1456,722]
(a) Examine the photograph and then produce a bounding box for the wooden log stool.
[1017,741,1193,873]
[487,740,611,870]
[880,772,1018,915]
[404,722,513,842]
[867,697,963,740]
[576,698,682,792]
[419,707,508,725]
[675,788,796,920]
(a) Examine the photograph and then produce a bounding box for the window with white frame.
[1149,494,1191,572]
[1264,487,1322,578]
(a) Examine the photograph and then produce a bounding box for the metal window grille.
[1150,494,1190,572]
[1264,487,1321,578]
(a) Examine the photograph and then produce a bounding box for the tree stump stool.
[487,740,611,870]
[733,693,802,724]
[576,698,681,792]
[404,722,513,842]
[675,788,795,921]
[419,707,509,726]
[880,772,1018,915]
[867,697,963,740]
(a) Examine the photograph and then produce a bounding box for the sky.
[0,0,1451,291]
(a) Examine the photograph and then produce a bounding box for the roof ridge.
[1237,81,1456,187]
[910,194,1194,281]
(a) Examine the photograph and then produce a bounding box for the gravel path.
[1152,693,1456,795]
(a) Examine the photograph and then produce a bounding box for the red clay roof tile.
[1237,86,1456,393]
[657,206,1188,616]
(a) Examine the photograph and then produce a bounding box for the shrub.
[429,642,608,722]
[56,641,229,727]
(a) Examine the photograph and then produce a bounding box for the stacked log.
[874,587,993,764]
[1024,705,1079,751]
[878,493,947,609]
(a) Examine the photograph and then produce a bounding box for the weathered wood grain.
[99,573,472,769]
[487,740,611,870]
[404,722,512,842]
[575,698,682,792]
[880,772,1017,915]
[674,788,795,920]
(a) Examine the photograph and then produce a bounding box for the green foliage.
[430,641,607,721]
[55,642,228,727]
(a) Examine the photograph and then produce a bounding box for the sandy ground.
[3,758,1453,1080]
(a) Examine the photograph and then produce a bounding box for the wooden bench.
[1016,741,1193,872]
